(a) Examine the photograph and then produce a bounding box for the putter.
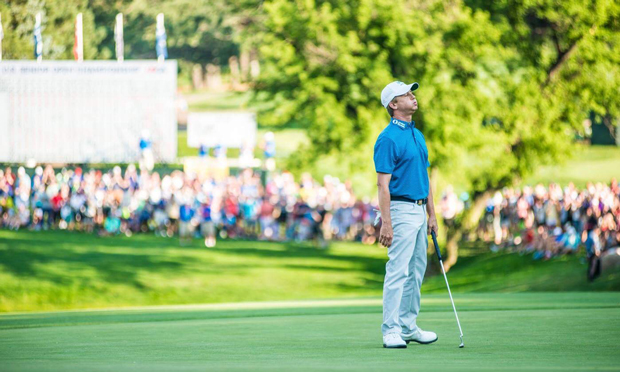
[430,231,464,348]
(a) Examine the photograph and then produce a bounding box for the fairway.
[1,293,619,371]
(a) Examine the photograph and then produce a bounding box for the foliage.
[253,0,620,197]
[2,0,618,195]
[0,0,257,81]
[1,0,104,60]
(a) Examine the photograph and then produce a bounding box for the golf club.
[430,230,464,348]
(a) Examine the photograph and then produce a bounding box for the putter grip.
[431,231,442,261]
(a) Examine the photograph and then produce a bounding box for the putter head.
[459,336,464,348]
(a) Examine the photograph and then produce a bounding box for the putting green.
[1,293,619,371]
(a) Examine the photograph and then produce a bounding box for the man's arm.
[377,172,393,247]
[426,172,438,235]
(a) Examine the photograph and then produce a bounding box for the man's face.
[391,91,418,114]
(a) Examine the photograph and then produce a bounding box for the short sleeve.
[374,137,398,174]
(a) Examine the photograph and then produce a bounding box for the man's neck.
[392,113,413,123]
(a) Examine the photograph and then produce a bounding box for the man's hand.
[379,222,394,247]
[427,214,438,235]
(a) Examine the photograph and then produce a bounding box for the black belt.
[391,195,428,205]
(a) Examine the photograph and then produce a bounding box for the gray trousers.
[382,200,428,336]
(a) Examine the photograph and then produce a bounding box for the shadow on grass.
[0,231,248,289]
[209,243,386,284]
[0,231,388,294]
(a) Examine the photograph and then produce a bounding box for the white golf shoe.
[383,333,407,348]
[401,328,438,344]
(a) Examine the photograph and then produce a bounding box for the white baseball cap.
[381,81,419,108]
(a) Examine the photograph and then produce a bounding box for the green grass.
[1,230,619,370]
[0,230,386,312]
[186,91,254,111]
[1,293,619,371]
[523,145,620,188]
[1,230,619,313]
[423,248,620,292]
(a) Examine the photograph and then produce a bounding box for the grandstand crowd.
[1,165,619,269]
[0,165,378,248]
[440,180,620,279]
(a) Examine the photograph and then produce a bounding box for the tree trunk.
[443,190,494,271]
[545,25,597,85]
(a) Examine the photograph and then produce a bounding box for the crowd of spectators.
[441,181,620,279]
[2,164,619,275]
[0,165,379,247]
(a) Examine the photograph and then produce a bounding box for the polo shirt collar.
[390,118,415,129]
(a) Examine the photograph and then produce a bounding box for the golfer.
[373,81,438,348]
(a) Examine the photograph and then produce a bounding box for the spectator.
[179,202,194,245]
[14,164,620,260]
[200,198,216,247]
[440,185,460,241]
[458,182,620,264]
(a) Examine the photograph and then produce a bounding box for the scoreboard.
[0,61,177,164]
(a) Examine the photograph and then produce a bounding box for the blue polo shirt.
[373,118,430,200]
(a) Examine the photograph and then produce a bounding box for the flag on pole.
[114,13,124,62]
[34,13,43,61]
[73,13,84,62]
[155,13,167,62]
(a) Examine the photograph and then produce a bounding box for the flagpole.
[156,13,167,63]
[74,13,83,62]
[115,13,124,62]
[34,13,42,62]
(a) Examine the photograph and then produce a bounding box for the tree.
[1,0,104,60]
[253,0,620,269]
[1,0,252,81]
[446,0,620,268]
